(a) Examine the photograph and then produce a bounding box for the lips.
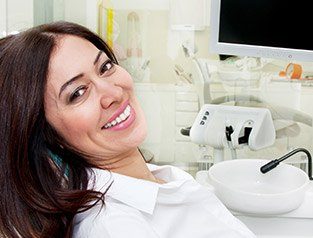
[102,104,131,129]
[101,100,135,130]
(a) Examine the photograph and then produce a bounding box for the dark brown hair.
[0,21,117,238]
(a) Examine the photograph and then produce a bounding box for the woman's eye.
[69,86,87,103]
[100,59,114,76]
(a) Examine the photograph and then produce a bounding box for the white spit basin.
[208,159,310,215]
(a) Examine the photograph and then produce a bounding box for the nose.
[98,82,123,109]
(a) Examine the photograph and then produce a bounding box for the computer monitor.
[210,0,313,62]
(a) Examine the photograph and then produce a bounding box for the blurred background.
[1,0,313,176]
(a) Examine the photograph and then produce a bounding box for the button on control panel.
[200,111,209,125]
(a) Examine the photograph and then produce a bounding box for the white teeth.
[103,105,131,129]
[125,106,131,116]
[120,113,126,121]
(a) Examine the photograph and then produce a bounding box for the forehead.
[48,35,99,82]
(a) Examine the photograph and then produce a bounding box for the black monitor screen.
[219,0,312,51]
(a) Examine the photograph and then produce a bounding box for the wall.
[0,0,6,37]
[0,0,33,36]
[64,0,85,25]
[85,0,214,84]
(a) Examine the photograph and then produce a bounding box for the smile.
[102,105,131,129]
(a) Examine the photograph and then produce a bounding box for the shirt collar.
[90,164,193,215]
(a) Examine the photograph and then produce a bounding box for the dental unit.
[186,104,313,237]
[189,104,276,163]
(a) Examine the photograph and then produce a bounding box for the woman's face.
[44,35,147,163]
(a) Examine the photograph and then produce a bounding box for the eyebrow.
[58,73,84,98]
[94,51,103,65]
[58,51,103,98]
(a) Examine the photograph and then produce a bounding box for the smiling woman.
[45,34,147,167]
[0,22,120,238]
[0,21,255,238]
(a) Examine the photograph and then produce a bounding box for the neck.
[98,148,163,184]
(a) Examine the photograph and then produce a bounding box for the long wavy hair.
[0,21,118,238]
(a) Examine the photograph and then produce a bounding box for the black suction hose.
[260,148,313,180]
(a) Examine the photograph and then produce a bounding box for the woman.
[0,21,255,238]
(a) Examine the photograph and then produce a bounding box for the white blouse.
[73,164,256,238]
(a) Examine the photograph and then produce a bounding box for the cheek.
[65,115,92,135]
[63,109,97,135]
[130,97,148,141]
[48,106,98,142]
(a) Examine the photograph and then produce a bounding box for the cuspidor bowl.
[208,159,310,215]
